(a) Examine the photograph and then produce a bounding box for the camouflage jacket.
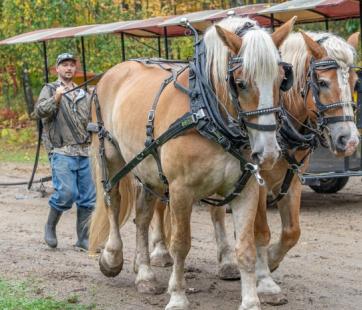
[33,80,91,157]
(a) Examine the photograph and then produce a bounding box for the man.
[33,53,96,251]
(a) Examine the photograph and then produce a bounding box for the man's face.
[56,60,76,81]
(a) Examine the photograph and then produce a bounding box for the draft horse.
[89,16,296,310]
[254,30,360,302]
[150,30,360,306]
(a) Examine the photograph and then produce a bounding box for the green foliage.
[0,278,92,310]
[0,0,359,97]
[0,0,360,153]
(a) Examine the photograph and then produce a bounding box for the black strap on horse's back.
[143,62,190,192]
[106,109,206,192]
[89,21,273,207]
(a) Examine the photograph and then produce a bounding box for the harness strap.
[87,90,121,202]
[267,168,295,207]
[201,169,252,206]
[323,115,355,124]
[105,110,206,192]
[267,149,311,207]
[144,65,190,194]
[135,176,169,203]
[243,120,278,132]
[239,107,281,118]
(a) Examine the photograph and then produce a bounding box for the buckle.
[191,109,206,123]
[148,110,155,122]
[87,122,99,133]
[245,163,265,186]
[291,164,302,173]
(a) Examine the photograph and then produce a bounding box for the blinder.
[279,62,294,92]
[227,56,294,131]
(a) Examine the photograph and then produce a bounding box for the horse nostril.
[251,152,261,164]
[337,135,348,148]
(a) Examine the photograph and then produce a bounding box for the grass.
[0,278,94,310]
[0,142,48,164]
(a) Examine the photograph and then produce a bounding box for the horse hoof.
[150,251,173,267]
[166,293,190,310]
[268,261,280,273]
[239,303,261,310]
[136,280,165,295]
[259,292,288,306]
[218,263,240,280]
[165,306,189,310]
[99,254,123,277]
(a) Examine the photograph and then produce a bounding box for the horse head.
[300,31,360,157]
[204,16,296,170]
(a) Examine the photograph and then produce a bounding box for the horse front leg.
[209,205,240,280]
[166,184,193,310]
[268,178,301,272]
[254,187,286,305]
[230,179,260,310]
[150,199,173,267]
[134,187,164,294]
[99,185,124,277]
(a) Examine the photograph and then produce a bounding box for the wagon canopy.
[259,0,360,24]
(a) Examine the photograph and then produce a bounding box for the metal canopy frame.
[260,0,361,40]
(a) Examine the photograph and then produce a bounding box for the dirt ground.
[0,162,362,310]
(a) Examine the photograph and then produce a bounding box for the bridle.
[227,56,293,133]
[301,55,356,132]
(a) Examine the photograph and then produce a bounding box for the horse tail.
[89,151,137,254]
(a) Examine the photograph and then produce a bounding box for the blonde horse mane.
[280,31,357,111]
[204,16,280,103]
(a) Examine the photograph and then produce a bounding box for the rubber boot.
[75,208,93,251]
[44,207,62,248]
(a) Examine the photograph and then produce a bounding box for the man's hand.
[54,86,67,103]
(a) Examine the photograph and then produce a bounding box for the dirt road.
[0,162,361,310]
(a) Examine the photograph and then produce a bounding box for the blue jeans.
[49,153,96,212]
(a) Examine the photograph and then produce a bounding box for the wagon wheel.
[309,177,349,194]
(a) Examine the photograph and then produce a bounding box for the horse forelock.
[204,16,280,103]
[314,32,356,67]
[281,32,356,101]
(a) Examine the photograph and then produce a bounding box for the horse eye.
[236,80,247,90]
[318,80,329,88]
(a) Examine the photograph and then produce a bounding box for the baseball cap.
[56,53,76,66]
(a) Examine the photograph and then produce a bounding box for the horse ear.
[215,25,242,55]
[271,16,297,48]
[300,31,327,60]
[347,32,360,50]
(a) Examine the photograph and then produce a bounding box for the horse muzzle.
[329,124,359,157]
[251,149,281,170]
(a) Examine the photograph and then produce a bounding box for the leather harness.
[87,29,359,209]
[267,37,358,207]
[87,22,287,207]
